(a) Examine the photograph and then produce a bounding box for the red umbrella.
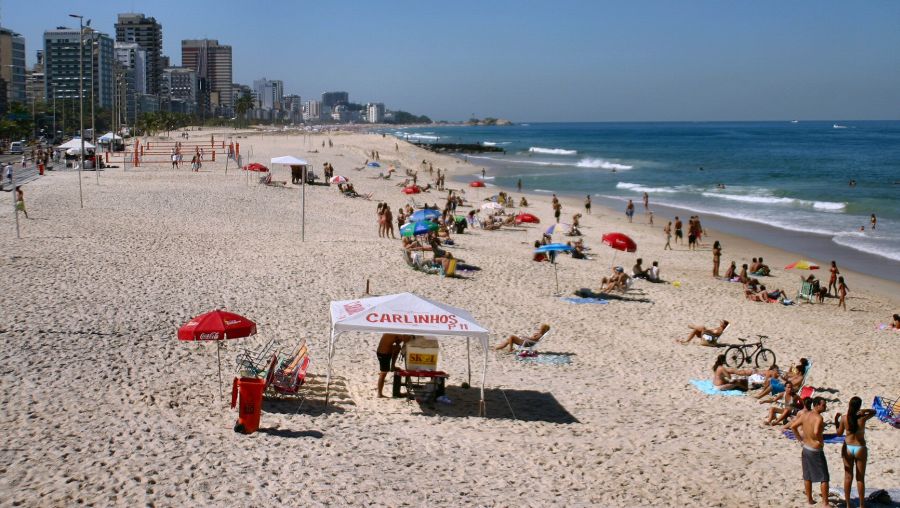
[242,162,268,172]
[470,181,486,188]
[515,212,541,224]
[402,186,421,194]
[179,310,257,398]
[602,232,637,252]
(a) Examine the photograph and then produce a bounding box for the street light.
[68,13,86,208]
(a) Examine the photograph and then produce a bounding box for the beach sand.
[1,129,898,507]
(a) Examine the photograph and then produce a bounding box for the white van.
[9,141,24,154]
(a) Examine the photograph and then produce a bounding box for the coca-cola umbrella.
[470,181,486,188]
[601,232,637,267]
[242,162,269,172]
[178,309,257,399]
[515,212,540,224]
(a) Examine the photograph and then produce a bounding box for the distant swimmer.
[849,179,857,187]
[699,166,704,171]
[870,214,877,229]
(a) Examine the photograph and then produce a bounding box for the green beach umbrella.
[401,221,439,237]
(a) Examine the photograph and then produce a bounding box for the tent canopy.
[325,292,491,414]
[270,155,308,166]
[98,132,122,141]
[58,139,95,150]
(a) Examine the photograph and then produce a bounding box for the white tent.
[98,132,122,142]
[270,155,308,165]
[326,292,491,414]
[271,155,311,241]
[58,139,95,150]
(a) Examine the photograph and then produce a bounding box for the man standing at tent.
[376,333,413,397]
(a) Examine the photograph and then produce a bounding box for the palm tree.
[235,92,253,127]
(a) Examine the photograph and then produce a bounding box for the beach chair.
[700,322,730,345]
[263,173,286,188]
[514,328,552,357]
[235,339,277,377]
[872,394,900,428]
[796,279,817,304]
[267,340,312,397]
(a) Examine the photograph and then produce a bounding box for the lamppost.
[89,34,99,184]
[68,13,87,208]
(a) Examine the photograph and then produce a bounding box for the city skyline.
[2,0,899,121]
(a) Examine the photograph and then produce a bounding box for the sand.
[1,128,898,507]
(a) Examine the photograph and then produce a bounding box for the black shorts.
[801,446,829,483]
[377,352,393,372]
[675,230,683,238]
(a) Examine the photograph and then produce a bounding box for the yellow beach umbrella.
[784,259,820,270]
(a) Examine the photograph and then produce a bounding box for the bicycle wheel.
[724,346,746,368]
[754,348,777,369]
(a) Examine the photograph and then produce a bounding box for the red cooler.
[231,377,266,434]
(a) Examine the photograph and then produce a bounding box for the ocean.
[388,122,900,280]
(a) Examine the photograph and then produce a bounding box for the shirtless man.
[680,319,729,345]
[761,381,799,426]
[755,358,808,399]
[376,334,413,397]
[787,397,830,507]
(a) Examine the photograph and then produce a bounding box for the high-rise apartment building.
[161,67,198,114]
[182,39,232,116]
[114,13,162,95]
[367,102,385,123]
[0,26,27,106]
[321,91,348,109]
[44,27,115,108]
[114,42,147,95]
[25,50,45,106]
[252,77,284,110]
[303,100,322,122]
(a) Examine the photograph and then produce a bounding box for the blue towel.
[561,297,609,305]
[782,430,845,444]
[690,379,745,396]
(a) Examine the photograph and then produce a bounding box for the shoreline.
[442,152,900,293]
[443,156,900,304]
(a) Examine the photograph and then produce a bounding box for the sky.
[3,0,899,122]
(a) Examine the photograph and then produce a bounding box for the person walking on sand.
[642,192,649,211]
[625,199,634,223]
[787,397,830,507]
[712,241,722,277]
[663,221,672,250]
[834,396,876,508]
[585,195,591,214]
[384,205,396,239]
[553,202,562,223]
[837,276,849,310]
[674,216,683,244]
[15,186,27,218]
[481,168,486,179]
[827,261,840,296]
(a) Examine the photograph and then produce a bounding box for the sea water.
[390,122,900,279]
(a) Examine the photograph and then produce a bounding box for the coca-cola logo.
[199,332,221,340]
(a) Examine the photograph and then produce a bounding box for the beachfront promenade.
[0,129,898,506]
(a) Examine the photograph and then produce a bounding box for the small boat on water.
[833,124,847,129]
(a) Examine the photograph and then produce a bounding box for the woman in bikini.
[828,261,840,296]
[724,261,736,279]
[837,276,849,311]
[711,354,754,391]
[494,324,551,352]
[834,397,876,508]
[712,241,722,277]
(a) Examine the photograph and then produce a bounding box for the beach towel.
[828,487,900,507]
[873,396,900,428]
[782,430,845,444]
[515,353,572,366]
[561,297,609,305]
[690,379,744,397]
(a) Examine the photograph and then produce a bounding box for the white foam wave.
[577,158,633,170]
[832,234,900,262]
[529,147,577,155]
[617,182,679,193]
[405,133,439,140]
[533,189,554,193]
[833,124,847,129]
[701,191,846,211]
[482,142,497,146]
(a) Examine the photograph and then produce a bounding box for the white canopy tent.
[98,132,122,142]
[271,156,311,241]
[326,292,491,415]
[58,139,95,150]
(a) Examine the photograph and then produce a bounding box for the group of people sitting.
[720,258,788,303]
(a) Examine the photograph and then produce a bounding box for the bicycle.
[724,335,777,369]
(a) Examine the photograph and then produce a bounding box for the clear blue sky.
[4,0,899,121]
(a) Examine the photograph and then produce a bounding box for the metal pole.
[301,166,306,242]
[72,15,85,209]
[11,167,20,239]
[91,36,98,185]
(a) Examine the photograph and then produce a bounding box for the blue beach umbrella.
[401,220,439,237]
[533,243,574,294]
[367,162,381,168]
[409,209,441,222]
